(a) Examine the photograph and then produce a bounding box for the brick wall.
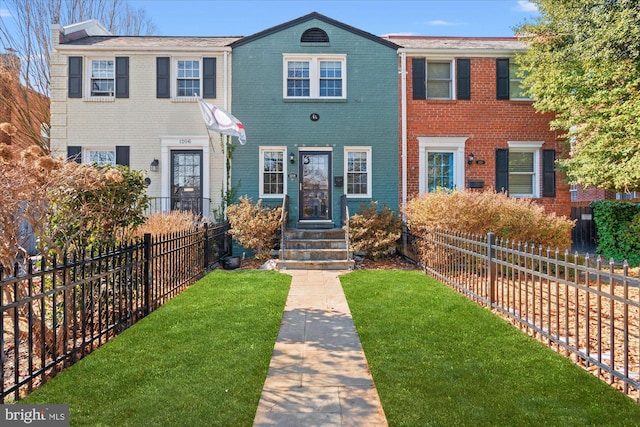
[403,56,572,217]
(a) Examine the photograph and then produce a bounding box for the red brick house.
[385,36,571,218]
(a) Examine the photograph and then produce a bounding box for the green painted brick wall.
[231,18,399,226]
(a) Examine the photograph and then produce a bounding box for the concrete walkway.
[253,270,388,427]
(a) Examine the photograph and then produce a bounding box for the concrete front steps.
[277,228,355,270]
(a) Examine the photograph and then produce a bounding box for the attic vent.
[301,28,329,43]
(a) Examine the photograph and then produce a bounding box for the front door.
[171,150,203,215]
[299,152,332,221]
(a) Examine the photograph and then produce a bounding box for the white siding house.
[50,20,240,219]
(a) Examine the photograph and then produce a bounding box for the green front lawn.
[20,270,290,426]
[341,270,640,426]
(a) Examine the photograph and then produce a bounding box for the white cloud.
[0,9,12,18]
[515,1,538,12]
[428,20,461,27]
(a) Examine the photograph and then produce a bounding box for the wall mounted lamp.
[467,153,475,166]
[289,153,295,164]
[150,159,159,172]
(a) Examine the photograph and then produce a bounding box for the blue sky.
[126,0,539,37]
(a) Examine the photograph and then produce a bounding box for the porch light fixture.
[467,153,475,166]
[150,159,159,172]
[290,153,295,164]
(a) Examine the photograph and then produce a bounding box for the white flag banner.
[198,98,247,145]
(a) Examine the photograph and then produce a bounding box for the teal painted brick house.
[230,13,399,228]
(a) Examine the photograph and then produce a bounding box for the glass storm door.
[171,150,203,214]
[299,152,331,220]
[427,152,454,191]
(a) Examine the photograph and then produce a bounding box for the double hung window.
[90,59,115,97]
[88,149,116,166]
[177,60,201,97]
[284,55,346,99]
[427,61,452,99]
[345,148,371,198]
[260,147,286,197]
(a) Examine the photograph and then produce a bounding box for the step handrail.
[341,194,351,262]
[280,195,289,261]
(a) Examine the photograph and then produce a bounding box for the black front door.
[171,150,203,214]
[299,152,331,221]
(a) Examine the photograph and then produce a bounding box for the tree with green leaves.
[515,0,640,193]
[0,0,156,151]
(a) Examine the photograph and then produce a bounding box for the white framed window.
[427,60,453,99]
[570,184,579,202]
[418,137,467,194]
[259,147,287,198]
[87,149,116,166]
[509,62,531,100]
[175,59,201,97]
[284,54,346,99]
[89,59,114,97]
[507,141,542,197]
[344,147,371,198]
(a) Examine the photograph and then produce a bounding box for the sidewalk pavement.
[253,269,388,427]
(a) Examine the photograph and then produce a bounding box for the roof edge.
[230,12,399,50]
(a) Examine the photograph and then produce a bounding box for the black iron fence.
[402,229,640,402]
[0,222,230,403]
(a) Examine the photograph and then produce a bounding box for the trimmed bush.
[404,189,574,249]
[591,200,640,266]
[348,202,402,260]
[226,197,282,262]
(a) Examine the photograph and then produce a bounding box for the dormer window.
[301,28,329,43]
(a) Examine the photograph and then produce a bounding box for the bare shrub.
[348,201,402,260]
[404,189,574,250]
[134,211,200,237]
[226,197,282,262]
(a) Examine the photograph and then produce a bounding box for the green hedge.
[591,200,640,266]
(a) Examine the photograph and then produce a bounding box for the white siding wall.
[50,27,231,217]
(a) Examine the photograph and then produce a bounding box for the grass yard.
[19,270,290,426]
[341,270,640,427]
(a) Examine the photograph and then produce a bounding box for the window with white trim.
[176,59,201,97]
[509,62,530,100]
[259,147,286,197]
[87,149,116,166]
[508,142,541,197]
[345,147,371,198]
[427,61,452,99]
[284,55,346,99]
[90,59,114,97]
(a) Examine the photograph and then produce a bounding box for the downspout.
[400,51,407,219]
[400,51,408,257]
[222,50,229,217]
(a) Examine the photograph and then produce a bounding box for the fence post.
[143,233,151,315]
[487,232,496,306]
[203,222,210,271]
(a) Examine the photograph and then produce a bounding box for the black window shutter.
[67,146,82,163]
[203,57,216,98]
[456,58,471,100]
[496,58,510,100]
[412,58,426,100]
[156,57,170,98]
[115,57,129,98]
[495,149,509,193]
[115,146,130,167]
[542,149,556,197]
[68,56,83,98]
